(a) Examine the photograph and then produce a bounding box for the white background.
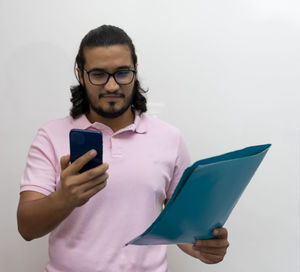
[0,0,299,271]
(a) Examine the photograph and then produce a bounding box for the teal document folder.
[126,144,271,246]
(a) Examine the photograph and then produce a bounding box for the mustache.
[99,92,125,99]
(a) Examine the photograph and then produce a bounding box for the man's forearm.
[17,191,74,241]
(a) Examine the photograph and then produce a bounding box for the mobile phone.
[69,129,103,173]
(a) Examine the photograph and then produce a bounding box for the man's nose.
[104,75,119,91]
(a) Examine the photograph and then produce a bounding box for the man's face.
[79,44,136,119]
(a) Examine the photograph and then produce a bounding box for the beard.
[87,89,135,119]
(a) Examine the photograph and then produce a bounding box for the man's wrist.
[51,189,75,215]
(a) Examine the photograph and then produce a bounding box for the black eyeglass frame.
[82,68,137,86]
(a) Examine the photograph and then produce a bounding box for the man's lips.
[103,96,121,100]
[99,94,124,100]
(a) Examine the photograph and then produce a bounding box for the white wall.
[0,0,299,271]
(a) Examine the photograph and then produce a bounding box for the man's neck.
[86,108,135,132]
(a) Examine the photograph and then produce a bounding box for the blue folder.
[126,144,271,246]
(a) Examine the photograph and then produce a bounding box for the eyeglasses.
[83,68,136,86]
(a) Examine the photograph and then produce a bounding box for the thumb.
[60,154,70,170]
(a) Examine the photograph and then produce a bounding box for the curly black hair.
[70,25,147,118]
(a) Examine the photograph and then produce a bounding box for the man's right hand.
[58,149,109,209]
[17,149,109,241]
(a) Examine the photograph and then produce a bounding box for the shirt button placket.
[111,135,122,158]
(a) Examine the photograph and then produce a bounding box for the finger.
[81,180,107,200]
[65,149,98,176]
[193,245,227,256]
[60,154,70,171]
[193,251,217,264]
[79,172,109,192]
[213,228,228,239]
[198,252,224,264]
[194,239,230,249]
[75,163,109,185]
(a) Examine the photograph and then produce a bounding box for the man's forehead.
[83,44,134,70]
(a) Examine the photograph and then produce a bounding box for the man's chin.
[93,106,131,119]
[99,111,124,118]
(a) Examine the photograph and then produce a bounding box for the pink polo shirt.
[20,112,191,272]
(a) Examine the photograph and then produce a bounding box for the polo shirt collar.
[71,111,147,134]
[132,111,147,134]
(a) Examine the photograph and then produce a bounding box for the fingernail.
[89,149,97,156]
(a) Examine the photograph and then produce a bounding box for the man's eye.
[116,70,130,77]
[91,72,106,78]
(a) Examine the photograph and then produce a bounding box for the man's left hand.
[192,228,229,264]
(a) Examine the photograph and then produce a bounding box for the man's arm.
[17,190,74,241]
[164,199,229,264]
[17,151,109,241]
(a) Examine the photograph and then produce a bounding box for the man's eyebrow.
[89,65,133,72]
[115,65,132,70]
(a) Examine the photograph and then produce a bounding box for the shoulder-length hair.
[70,25,147,118]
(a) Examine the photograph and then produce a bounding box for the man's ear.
[76,68,84,86]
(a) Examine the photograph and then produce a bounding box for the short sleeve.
[20,127,58,196]
[166,132,191,199]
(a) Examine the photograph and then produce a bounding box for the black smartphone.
[69,129,103,173]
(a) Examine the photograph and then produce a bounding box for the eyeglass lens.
[89,70,134,85]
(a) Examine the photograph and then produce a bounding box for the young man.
[17,25,229,271]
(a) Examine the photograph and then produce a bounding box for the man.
[17,25,229,271]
